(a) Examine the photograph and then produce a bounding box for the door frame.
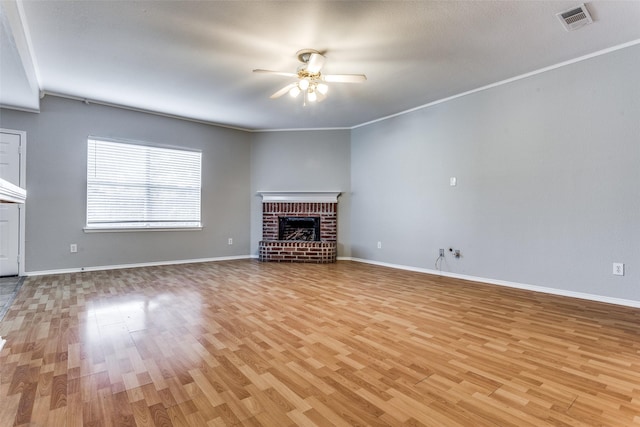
[1,128,26,276]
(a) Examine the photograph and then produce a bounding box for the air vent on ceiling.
[556,4,593,31]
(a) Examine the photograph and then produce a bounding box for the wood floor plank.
[1,260,640,426]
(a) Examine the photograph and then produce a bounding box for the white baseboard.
[344,257,640,309]
[25,255,253,276]
[25,255,640,309]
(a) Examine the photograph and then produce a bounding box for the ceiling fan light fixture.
[307,91,317,102]
[298,78,310,91]
[317,83,328,95]
[289,86,301,98]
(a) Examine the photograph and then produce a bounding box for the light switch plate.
[450,177,457,186]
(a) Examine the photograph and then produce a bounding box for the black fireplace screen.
[278,217,321,241]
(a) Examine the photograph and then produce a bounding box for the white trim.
[353,39,640,129]
[84,226,203,233]
[257,191,341,203]
[252,127,351,133]
[346,257,640,309]
[25,255,253,277]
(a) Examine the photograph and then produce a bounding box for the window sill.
[84,226,203,233]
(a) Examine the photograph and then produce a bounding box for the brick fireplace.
[258,192,340,263]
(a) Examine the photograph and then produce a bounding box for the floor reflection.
[85,291,201,344]
[0,275,24,321]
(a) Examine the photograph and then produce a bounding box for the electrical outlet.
[70,244,77,253]
[439,248,444,257]
[613,263,624,276]
[377,241,382,249]
[228,238,233,245]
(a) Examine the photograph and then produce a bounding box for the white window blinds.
[87,138,202,229]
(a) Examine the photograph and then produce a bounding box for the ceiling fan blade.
[324,74,367,83]
[253,69,297,78]
[306,53,326,73]
[270,83,297,99]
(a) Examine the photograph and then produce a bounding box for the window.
[86,138,202,230]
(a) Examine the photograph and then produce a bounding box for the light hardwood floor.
[1,260,639,426]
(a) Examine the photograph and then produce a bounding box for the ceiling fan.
[253,49,367,103]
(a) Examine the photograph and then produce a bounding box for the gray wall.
[249,130,351,257]
[0,96,251,272]
[351,44,640,301]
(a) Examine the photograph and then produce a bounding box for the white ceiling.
[1,1,639,130]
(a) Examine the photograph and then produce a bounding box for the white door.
[0,131,23,276]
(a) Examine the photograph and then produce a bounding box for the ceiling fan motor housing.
[296,49,320,64]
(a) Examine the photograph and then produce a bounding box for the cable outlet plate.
[439,249,444,257]
[613,263,624,276]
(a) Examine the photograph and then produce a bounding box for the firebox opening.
[279,217,321,241]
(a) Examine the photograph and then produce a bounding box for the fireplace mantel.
[257,191,341,203]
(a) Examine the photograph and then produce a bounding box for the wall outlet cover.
[613,263,624,276]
